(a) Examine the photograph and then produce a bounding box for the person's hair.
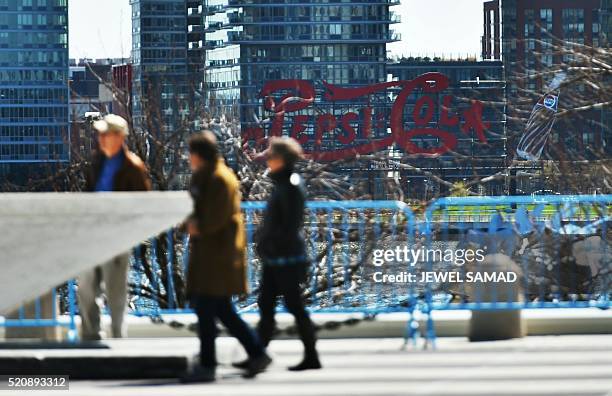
[189,130,218,162]
[268,136,303,168]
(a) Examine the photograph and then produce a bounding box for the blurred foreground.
[8,335,609,396]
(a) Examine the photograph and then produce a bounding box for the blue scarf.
[95,150,125,192]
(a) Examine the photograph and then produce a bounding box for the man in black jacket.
[235,136,321,371]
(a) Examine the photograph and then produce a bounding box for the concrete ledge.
[0,356,187,379]
[1,308,610,342]
[0,338,196,379]
[76,308,612,339]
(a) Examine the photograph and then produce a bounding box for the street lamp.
[83,112,103,156]
[84,112,102,123]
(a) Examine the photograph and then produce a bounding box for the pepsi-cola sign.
[243,73,490,161]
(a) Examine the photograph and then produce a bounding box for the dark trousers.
[257,264,317,357]
[192,295,265,368]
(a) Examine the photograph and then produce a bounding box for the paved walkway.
[2,335,612,396]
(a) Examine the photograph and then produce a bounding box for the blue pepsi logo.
[543,95,557,109]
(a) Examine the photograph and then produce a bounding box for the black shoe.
[232,358,250,370]
[243,353,272,378]
[181,366,216,383]
[81,334,102,342]
[288,356,322,371]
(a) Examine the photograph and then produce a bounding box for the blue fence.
[424,195,610,310]
[1,195,610,345]
[0,281,78,342]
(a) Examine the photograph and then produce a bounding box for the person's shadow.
[96,371,246,388]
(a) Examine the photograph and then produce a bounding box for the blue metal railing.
[423,195,610,310]
[1,195,610,344]
[0,280,78,342]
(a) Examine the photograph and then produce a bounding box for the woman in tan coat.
[182,131,271,383]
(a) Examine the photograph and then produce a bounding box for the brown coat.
[86,148,152,192]
[187,159,247,297]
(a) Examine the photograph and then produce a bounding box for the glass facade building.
[196,0,241,120]
[227,0,400,147]
[499,0,609,176]
[603,0,612,47]
[0,0,69,179]
[482,0,501,60]
[202,0,400,197]
[131,0,193,135]
[131,0,207,188]
[602,0,611,153]
[492,0,612,194]
[500,0,602,88]
[69,59,115,118]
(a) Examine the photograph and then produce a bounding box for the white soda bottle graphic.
[516,72,566,161]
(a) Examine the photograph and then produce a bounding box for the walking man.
[78,114,151,341]
[238,136,321,371]
[184,131,271,383]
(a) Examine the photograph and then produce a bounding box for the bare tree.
[3,36,609,313]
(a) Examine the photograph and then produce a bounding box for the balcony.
[227,30,401,44]
[224,14,400,24]
[223,12,243,26]
[187,5,202,16]
[205,4,225,15]
[204,21,224,32]
[227,0,400,6]
[187,24,202,33]
[187,40,204,50]
[389,11,401,24]
[204,39,226,49]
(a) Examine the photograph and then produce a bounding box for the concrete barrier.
[466,254,527,341]
[0,192,191,315]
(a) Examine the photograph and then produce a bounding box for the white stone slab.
[0,192,191,314]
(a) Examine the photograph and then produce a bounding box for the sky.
[69,0,132,60]
[388,0,486,59]
[68,0,486,60]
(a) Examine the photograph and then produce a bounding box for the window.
[592,8,600,40]
[539,8,553,32]
[562,8,585,36]
[524,9,535,37]
[527,39,535,50]
[18,14,33,26]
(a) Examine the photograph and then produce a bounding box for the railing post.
[325,208,334,303]
[166,230,176,310]
[67,280,78,342]
[245,209,254,297]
